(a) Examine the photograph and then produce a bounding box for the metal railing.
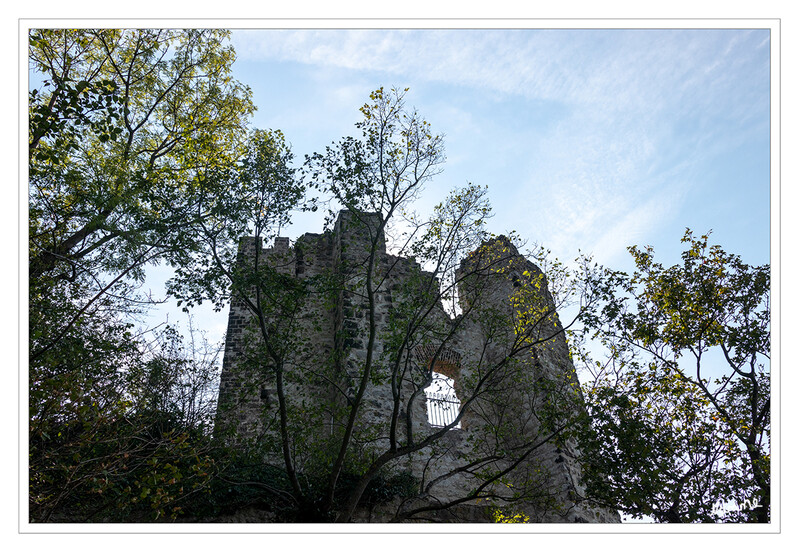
[425,375,461,429]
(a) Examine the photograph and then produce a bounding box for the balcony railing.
[425,374,461,429]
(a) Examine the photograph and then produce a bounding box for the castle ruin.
[215,210,619,523]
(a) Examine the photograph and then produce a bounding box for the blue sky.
[228,28,772,272]
[136,26,773,346]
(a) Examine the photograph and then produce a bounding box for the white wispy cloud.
[232,28,770,265]
[236,30,763,104]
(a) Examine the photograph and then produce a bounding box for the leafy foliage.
[27,28,253,523]
[576,230,770,522]
[29,300,221,521]
[168,128,307,312]
[305,86,445,225]
[29,29,254,289]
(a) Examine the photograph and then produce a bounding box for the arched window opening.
[424,371,461,429]
[415,345,463,430]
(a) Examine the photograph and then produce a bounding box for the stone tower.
[215,210,619,523]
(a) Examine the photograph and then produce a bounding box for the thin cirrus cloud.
[232,28,770,264]
[234,29,766,110]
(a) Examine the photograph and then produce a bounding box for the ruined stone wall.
[216,231,337,446]
[215,211,619,523]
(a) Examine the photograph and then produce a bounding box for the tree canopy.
[574,231,770,522]
[29,29,254,290]
[28,28,256,522]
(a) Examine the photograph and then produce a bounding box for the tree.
[28,28,254,522]
[192,88,606,523]
[167,127,307,313]
[575,231,770,522]
[29,311,222,522]
[29,29,254,317]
